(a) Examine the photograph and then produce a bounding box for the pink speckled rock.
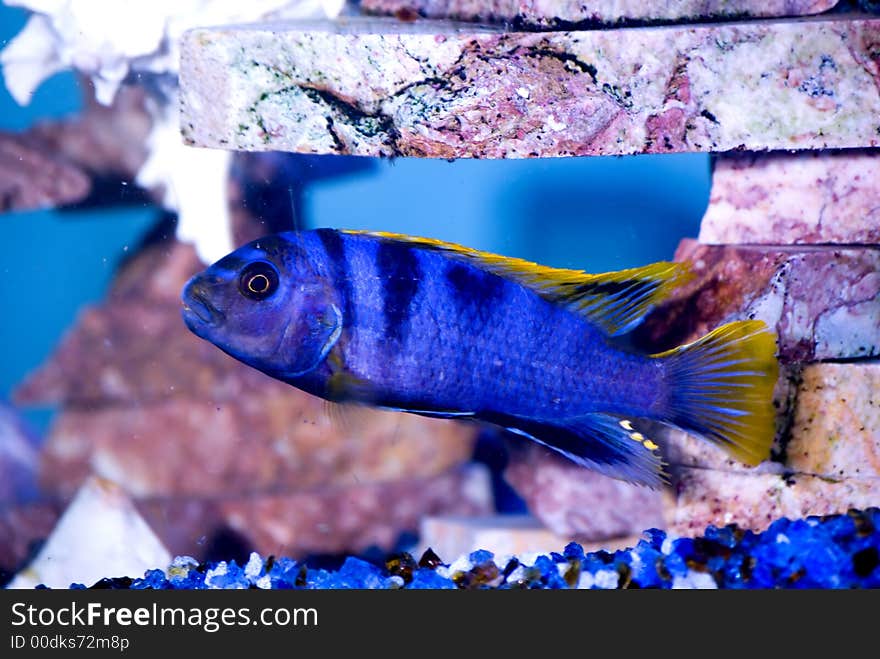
[700,150,880,245]
[362,0,839,28]
[180,15,880,158]
[668,468,880,536]
[0,85,152,214]
[1,467,492,564]
[503,446,669,540]
[137,465,492,558]
[786,362,880,480]
[0,134,90,212]
[636,240,880,363]
[37,397,476,499]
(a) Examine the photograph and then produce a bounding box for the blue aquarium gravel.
[71,508,879,589]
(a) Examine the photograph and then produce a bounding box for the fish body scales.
[311,231,662,420]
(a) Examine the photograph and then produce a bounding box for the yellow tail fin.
[653,320,779,465]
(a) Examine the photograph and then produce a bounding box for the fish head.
[182,233,343,378]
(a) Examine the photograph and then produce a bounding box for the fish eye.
[239,261,279,301]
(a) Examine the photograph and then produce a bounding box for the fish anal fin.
[343,230,690,336]
[324,397,474,435]
[499,413,667,487]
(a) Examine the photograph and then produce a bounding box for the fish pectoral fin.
[323,400,382,434]
[343,230,689,336]
[500,413,667,487]
[325,400,475,435]
[325,350,377,403]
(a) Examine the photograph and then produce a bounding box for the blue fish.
[182,229,779,486]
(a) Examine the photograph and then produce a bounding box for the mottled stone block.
[636,241,880,362]
[669,468,880,535]
[786,362,880,480]
[418,515,639,563]
[2,467,492,564]
[662,428,789,474]
[0,134,90,212]
[180,15,880,158]
[37,396,476,498]
[139,465,493,558]
[362,0,839,28]
[503,446,669,540]
[0,85,152,216]
[699,150,880,245]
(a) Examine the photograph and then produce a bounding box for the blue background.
[0,4,711,421]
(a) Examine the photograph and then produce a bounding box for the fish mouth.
[182,283,224,328]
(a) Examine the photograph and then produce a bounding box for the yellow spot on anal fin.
[619,419,634,430]
[643,439,659,451]
[630,432,644,442]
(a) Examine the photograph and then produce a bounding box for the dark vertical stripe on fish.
[445,260,506,320]
[376,239,421,345]
[315,229,355,327]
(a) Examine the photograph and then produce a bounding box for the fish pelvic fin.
[500,412,667,487]
[343,230,690,336]
[653,320,779,466]
[323,400,381,435]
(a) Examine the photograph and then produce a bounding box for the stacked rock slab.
[177,3,878,546]
[645,149,880,536]
[179,13,880,158]
[698,150,880,245]
[361,0,840,28]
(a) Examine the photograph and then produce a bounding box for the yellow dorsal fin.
[344,230,692,336]
[559,261,693,335]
